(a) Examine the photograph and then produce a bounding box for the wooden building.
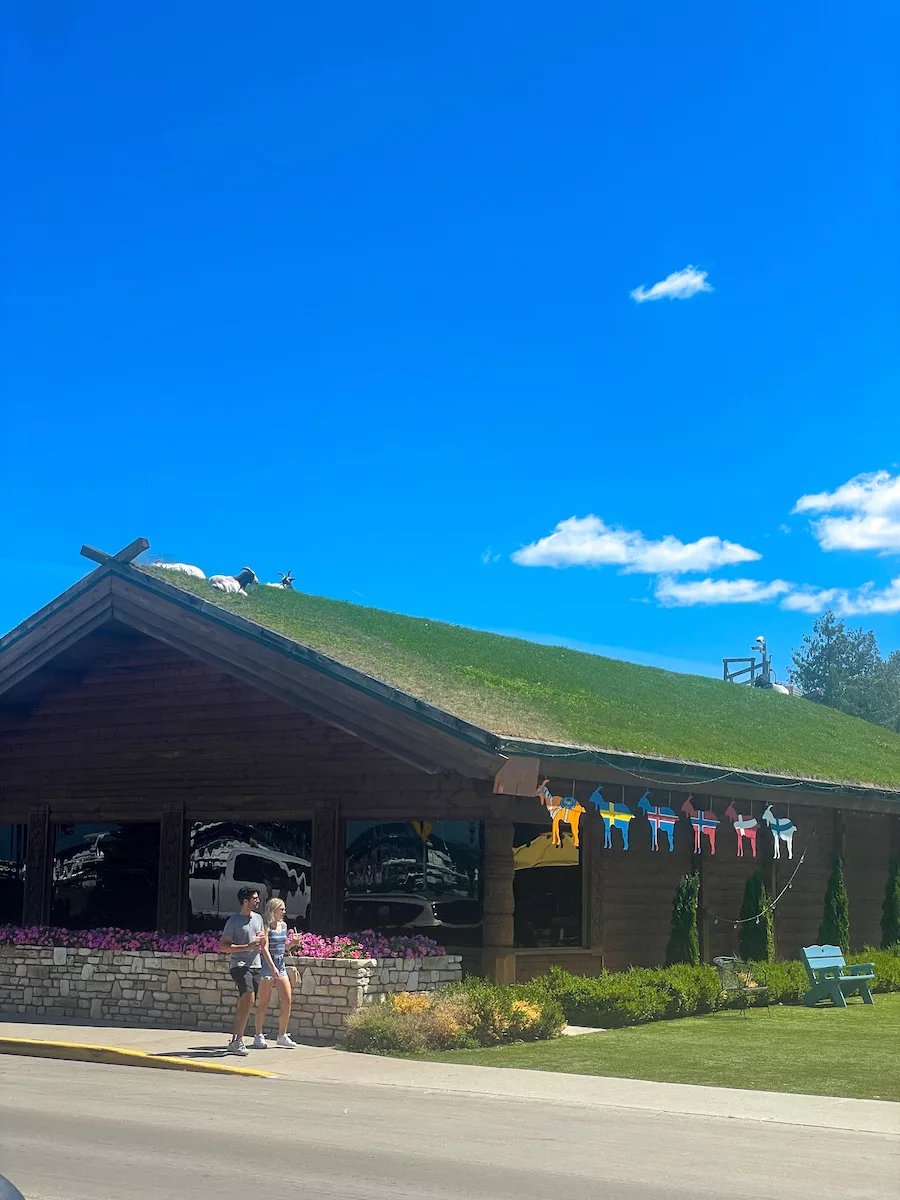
[1,544,898,981]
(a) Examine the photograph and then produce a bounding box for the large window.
[344,821,483,947]
[513,823,583,948]
[51,823,160,930]
[189,821,312,932]
[0,825,26,925]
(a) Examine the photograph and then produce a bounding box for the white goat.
[209,567,259,596]
[155,563,206,580]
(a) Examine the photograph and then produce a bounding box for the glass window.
[0,824,27,925]
[51,823,160,930]
[513,823,583,948]
[188,821,312,933]
[344,821,483,947]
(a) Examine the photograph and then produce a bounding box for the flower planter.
[0,945,462,1044]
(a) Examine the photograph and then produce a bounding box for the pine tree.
[738,871,775,962]
[665,872,700,966]
[818,857,850,951]
[881,855,900,949]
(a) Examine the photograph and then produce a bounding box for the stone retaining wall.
[0,947,462,1044]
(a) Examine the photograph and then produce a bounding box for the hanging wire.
[698,847,808,926]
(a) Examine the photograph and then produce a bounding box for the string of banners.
[534,780,798,858]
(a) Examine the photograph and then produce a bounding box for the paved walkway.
[1,1018,898,1137]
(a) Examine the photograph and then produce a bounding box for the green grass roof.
[143,568,900,791]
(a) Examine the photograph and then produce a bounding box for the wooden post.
[157,803,188,933]
[23,805,52,926]
[587,806,604,968]
[696,849,709,964]
[310,802,343,936]
[482,818,516,984]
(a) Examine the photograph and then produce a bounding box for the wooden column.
[696,845,710,964]
[23,805,52,926]
[482,818,516,984]
[310,802,343,936]
[157,803,188,933]
[586,808,604,968]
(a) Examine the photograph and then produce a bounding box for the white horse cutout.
[762,805,796,859]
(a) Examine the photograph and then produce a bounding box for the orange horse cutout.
[535,779,586,848]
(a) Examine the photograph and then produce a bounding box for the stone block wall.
[0,947,461,1045]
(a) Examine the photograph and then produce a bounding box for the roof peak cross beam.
[80,537,150,568]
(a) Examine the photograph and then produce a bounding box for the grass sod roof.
[142,568,900,792]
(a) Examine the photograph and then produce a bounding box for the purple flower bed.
[0,924,446,960]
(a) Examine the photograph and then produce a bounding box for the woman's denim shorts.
[260,955,288,980]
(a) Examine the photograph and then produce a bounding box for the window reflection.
[189,821,312,932]
[513,823,583,948]
[344,821,483,947]
[0,825,26,924]
[51,823,160,930]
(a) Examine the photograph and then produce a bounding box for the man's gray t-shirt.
[222,912,264,969]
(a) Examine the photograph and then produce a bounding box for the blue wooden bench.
[801,945,875,1008]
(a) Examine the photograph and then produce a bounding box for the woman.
[252,897,299,1049]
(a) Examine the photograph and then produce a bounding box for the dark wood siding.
[0,631,492,823]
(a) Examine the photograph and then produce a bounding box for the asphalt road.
[1,1057,897,1200]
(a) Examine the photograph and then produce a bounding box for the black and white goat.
[155,563,206,579]
[209,567,259,596]
[264,571,295,589]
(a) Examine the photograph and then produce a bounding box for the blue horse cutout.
[637,791,677,852]
[588,786,634,850]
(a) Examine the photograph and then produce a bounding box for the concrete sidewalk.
[2,1018,898,1137]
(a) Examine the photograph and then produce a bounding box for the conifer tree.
[738,871,775,962]
[818,857,850,951]
[881,855,900,950]
[665,872,700,966]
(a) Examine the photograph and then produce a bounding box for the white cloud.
[792,470,900,553]
[781,578,900,616]
[654,577,792,607]
[512,515,760,574]
[630,265,713,303]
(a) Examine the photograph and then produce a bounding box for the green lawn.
[142,569,900,789]
[411,994,900,1101]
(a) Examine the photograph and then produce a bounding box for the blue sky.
[2,2,898,680]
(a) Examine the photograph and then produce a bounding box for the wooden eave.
[0,565,504,779]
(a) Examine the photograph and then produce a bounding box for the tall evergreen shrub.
[817,857,850,951]
[738,871,775,962]
[665,872,700,966]
[881,855,900,949]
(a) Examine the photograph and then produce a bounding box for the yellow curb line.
[0,1037,273,1078]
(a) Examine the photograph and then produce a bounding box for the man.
[220,886,266,1056]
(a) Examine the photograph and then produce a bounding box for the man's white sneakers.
[276,1033,298,1049]
[252,1034,268,1049]
[227,1037,249,1056]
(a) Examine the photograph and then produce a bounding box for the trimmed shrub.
[666,872,700,966]
[739,872,775,962]
[818,858,851,951]
[881,856,900,950]
[535,963,723,1029]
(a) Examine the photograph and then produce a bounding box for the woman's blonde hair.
[265,896,286,925]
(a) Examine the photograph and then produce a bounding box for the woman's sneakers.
[252,1034,268,1049]
[227,1036,249,1056]
[276,1033,298,1049]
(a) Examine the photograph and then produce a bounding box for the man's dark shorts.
[229,965,261,996]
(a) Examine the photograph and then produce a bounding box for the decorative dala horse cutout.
[588,786,634,850]
[725,803,758,858]
[535,779,586,848]
[681,795,719,854]
[637,791,677,852]
[762,805,796,859]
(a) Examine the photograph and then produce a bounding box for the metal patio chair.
[713,955,770,1017]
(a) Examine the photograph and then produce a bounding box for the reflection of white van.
[190,844,311,926]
